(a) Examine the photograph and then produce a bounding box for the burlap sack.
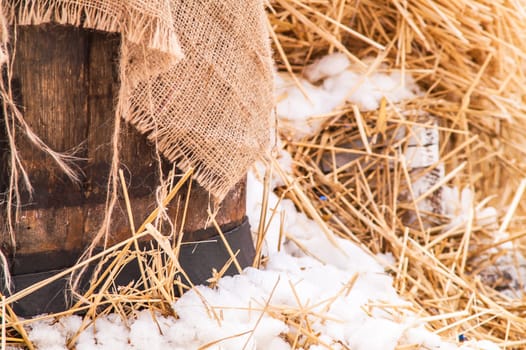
[1,0,274,200]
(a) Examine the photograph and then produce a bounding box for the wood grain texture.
[0,24,246,273]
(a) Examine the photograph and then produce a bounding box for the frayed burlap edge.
[3,0,274,202]
[118,0,275,201]
[0,1,274,291]
[0,0,186,290]
[5,1,183,69]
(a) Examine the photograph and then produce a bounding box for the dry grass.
[1,167,261,349]
[269,0,526,347]
[3,0,526,348]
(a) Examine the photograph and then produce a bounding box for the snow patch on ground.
[26,168,499,348]
[443,186,526,297]
[24,54,501,350]
[276,53,420,138]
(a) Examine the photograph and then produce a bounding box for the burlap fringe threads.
[0,0,274,206]
[0,0,274,286]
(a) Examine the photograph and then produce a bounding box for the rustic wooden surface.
[0,24,245,273]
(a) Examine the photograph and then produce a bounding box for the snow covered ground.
[22,55,500,350]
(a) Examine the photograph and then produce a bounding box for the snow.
[303,53,351,82]
[276,53,420,138]
[23,54,500,349]
[442,186,526,297]
[443,187,498,231]
[25,167,498,349]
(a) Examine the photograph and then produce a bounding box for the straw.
[268,0,526,343]
[5,0,526,347]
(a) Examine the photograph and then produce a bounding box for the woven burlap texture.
[1,0,274,200]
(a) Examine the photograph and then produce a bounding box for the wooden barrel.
[0,24,254,315]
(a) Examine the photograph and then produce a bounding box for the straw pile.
[4,0,526,348]
[0,169,199,349]
[269,0,526,346]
